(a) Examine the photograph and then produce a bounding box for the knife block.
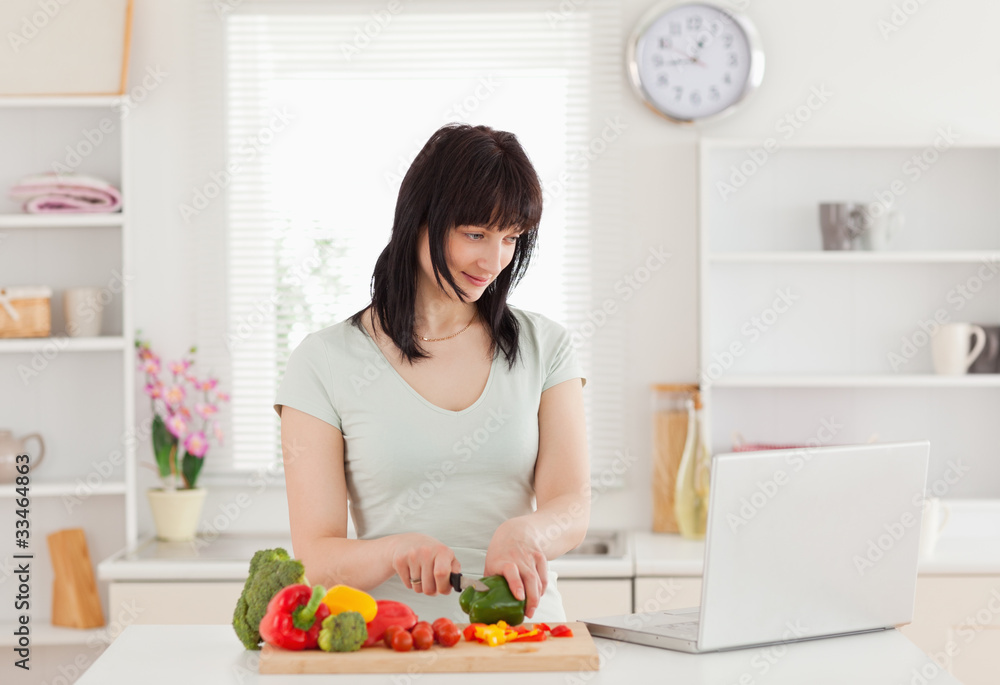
[47,528,105,629]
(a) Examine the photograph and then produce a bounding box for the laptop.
[583,440,930,653]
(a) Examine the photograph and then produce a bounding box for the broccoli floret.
[232,547,307,650]
[318,611,367,652]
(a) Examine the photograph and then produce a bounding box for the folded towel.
[10,173,122,214]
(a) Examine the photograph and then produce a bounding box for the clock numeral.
[687,15,702,31]
[674,86,683,101]
[709,86,720,100]
[723,73,732,85]
[728,52,738,67]
[652,53,664,67]
[669,21,682,35]
[658,36,672,50]
[690,91,702,106]
[723,34,734,49]
[657,73,668,86]
[708,20,723,36]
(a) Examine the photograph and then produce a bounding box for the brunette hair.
[350,123,542,369]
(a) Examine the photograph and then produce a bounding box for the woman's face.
[418,224,522,301]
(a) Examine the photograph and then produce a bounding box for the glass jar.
[674,390,710,540]
[651,383,699,533]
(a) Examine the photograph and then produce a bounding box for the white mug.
[63,287,104,338]
[918,497,950,558]
[932,323,986,375]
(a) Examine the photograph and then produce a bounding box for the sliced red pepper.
[509,628,547,642]
[550,624,573,638]
[362,600,418,648]
[535,622,552,633]
[258,584,331,650]
[463,623,486,642]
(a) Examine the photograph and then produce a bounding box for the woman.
[273,123,590,622]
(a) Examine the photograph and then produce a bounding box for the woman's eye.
[505,235,520,244]
[465,233,483,241]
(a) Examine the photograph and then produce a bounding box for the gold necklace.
[418,315,477,342]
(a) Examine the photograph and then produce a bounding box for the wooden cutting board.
[258,622,600,674]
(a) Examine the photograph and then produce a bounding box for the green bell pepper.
[458,575,526,626]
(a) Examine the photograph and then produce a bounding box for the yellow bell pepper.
[320,585,377,623]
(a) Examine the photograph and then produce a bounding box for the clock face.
[629,2,762,122]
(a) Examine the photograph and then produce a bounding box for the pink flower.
[166,413,188,439]
[196,403,218,420]
[144,383,163,399]
[169,359,191,376]
[164,385,186,406]
[184,431,209,458]
[216,391,230,402]
[179,406,192,420]
[142,357,161,375]
[212,421,224,444]
[198,378,219,392]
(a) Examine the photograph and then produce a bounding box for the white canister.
[63,287,104,338]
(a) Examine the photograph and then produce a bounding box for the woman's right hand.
[390,533,461,596]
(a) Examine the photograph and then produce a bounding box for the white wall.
[122,0,1000,541]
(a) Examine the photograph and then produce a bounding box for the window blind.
[196,0,626,486]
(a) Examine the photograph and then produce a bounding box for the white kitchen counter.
[74,624,962,685]
[635,499,1000,576]
[97,531,633,582]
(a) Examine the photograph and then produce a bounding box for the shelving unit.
[699,139,1000,496]
[0,96,134,645]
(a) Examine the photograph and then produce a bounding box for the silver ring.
[410,578,422,584]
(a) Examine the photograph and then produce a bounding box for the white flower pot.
[146,488,207,542]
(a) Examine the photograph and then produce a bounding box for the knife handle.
[449,572,463,593]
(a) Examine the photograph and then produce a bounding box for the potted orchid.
[136,334,229,541]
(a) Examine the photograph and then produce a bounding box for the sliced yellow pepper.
[320,585,378,622]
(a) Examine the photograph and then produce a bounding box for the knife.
[450,572,488,592]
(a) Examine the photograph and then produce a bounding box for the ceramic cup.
[919,497,950,558]
[63,286,104,338]
[932,323,986,375]
[818,202,903,251]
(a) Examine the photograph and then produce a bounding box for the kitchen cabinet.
[699,140,1000,498]
[898,575,1000,685]
[632,577,702,613]
[109,582,244,625]
[558,579,632,620]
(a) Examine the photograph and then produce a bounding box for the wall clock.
[626,1,764,124]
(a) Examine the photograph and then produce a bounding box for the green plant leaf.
[182,451,204,490]
[151,414,177,478]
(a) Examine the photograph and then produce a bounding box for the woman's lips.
[462,272,489,286]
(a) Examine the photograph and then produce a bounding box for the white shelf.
[0,620,106,647]
[711,375,1000,388]
[0,482,126,498]
[0,95,126,109]
[711,251,1000,264]
[0,213,124,229]
[0,337,126,353]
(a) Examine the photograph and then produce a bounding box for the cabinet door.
[898,575,1000,685]
[109,582,245,627]
[633,577,703,613]
[558,579,632,621]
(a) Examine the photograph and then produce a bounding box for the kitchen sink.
[564,530,628,558]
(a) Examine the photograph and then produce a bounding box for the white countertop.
[635,499,1000,576]
[97,531,633,582]
[75,624,961,685]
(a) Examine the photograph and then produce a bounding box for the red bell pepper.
[258,584,331,650]
[463,623,487,642]
[550,624,574,638]
[362,600,418,647]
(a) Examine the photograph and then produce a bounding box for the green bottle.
[674,392,710,539]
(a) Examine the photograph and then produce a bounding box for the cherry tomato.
[412,625,434,651]
[412,621,433,634]
[436,624,461,647]
[432,618,457,644]
[384,624,404,649]
[391,629,413,652]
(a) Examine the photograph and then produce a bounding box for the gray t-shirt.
[273,306,586,622]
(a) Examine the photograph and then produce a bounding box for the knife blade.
[450,572,488,593]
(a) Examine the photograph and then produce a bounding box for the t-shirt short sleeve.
[273,333,343,431]
[541,318,587,392]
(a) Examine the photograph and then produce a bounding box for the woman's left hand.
[484,517,548,620]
